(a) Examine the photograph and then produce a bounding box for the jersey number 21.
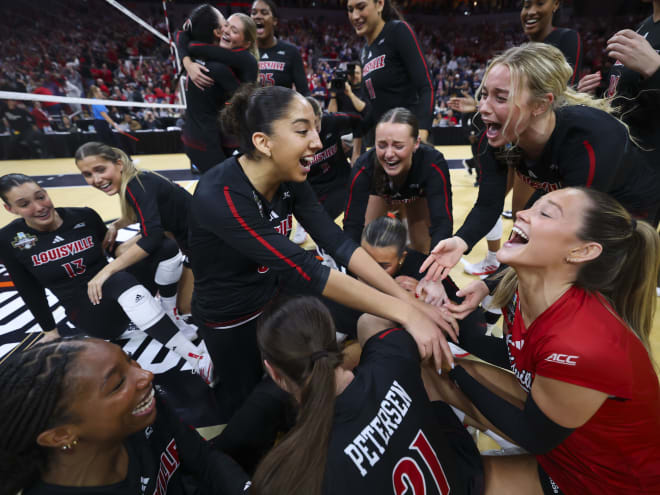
[392,430,450,495]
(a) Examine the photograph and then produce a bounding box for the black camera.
[331,69,348,91]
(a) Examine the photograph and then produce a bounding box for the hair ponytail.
[252,297,343,495]
[492,188,659,356]
[382,0,404,22]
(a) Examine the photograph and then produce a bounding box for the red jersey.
[502,286,660,494]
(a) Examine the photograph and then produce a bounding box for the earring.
[61,439,78,451]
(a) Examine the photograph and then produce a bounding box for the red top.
[502,286,660,494]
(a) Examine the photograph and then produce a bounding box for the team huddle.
[1,0,660,494]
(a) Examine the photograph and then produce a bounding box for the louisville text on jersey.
[258,61,286,71]
[313,143,338,165]
[362,55,386,77]
[344,379,413,477]
[153,438,181,495]
[31,236,94,266]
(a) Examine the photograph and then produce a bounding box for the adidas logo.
[52,235,65,244]
[277,50,285,55]
[262,53,269,59]
[135,294,143,303]
[140,476,150,493]
[378,38,385,45]
[73,222,85,229]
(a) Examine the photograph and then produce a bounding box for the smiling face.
[478,64,534,148]
[374,121,420,179]
[497,188,592,269]
[520,0,558,41]
[264,96,323,182]
[65,340,156,443]
[251,0,276,42]
[3,182,59,231]
[76,155,123,196]
[222,15,249,49]
[347,0,384,42]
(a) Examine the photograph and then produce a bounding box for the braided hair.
[0,337,87,494]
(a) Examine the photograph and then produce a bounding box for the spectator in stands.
[1,100,48,158]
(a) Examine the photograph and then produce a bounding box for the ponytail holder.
[631,218,637,233]
[310,351,328,362]
[183,18,192,31]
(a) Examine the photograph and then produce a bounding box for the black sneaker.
[462,158,475,175]
[501,210,513,219]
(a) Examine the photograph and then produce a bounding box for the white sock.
[165,332,203,367]
[160,294,177,315]
[486,250,498,263]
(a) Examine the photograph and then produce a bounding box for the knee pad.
[117,284,164,330]
[485,217,503,242]
[154,249,184,286]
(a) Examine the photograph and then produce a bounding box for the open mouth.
[383,160,400,171]
[97,182,113,193]
[299,156,313,173]
[132,387,155,416]
[34,209,50,220]
[353,20,365,32]
[255,21,265,35]
[524,18,539,28]
[505,225,529,247]
[485,122,502,140]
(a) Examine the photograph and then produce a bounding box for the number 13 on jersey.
[393,430,450,495]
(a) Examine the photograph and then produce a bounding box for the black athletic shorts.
[538,464,564,495]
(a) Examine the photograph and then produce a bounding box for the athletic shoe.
[189,340,217,387]
[462,257,500,276]
[501,210,513,219]
[167,308,198,341]
[292,225,307,244]
[449,342,470,358]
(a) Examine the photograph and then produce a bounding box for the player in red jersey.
[426,187,660,494]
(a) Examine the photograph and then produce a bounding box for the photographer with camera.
[328,62,368,165]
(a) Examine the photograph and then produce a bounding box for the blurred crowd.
[0,0,646,147]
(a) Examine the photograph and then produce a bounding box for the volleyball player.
[1,337,248,494]
[427,188,660,494]
[250,0,310,95]
[250,297,483,495]
[188,84,457,419]
[421,43,660,282]
[347,0,434,143]
[0,174,214,384]
[74,142,198,331]
[175,5,253,174]
[451,0,584,276]
[289,98,363,245]
[343,107,452,254]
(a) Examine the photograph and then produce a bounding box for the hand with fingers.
[404,300,458,373]
[415,278,449,307]
[87,268,112,305]
[448,95,477,114]
[607,29,660,79]
[443,279,489,319]
[185,60,214,90]
[419,236,468,281]
[577,72,602,94]
[395,275,419,293]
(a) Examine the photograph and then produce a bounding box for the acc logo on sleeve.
[545,353,579,366]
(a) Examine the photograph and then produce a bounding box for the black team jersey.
[0,207,108,331]
[543,27,583,86]
[189,156,358,327]
[308,112,362,197]
[258,39,309,95]
[359,20,434,132]
[181,61,240,157]
[325,327,482,494]
[343,144,453,247]
[457,105,660,252]
[125,172,192,254]
[25,391,249,495]
[606,15,660,161]
[175,30,259,83]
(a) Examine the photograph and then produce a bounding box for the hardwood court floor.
[1,149,659,362]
